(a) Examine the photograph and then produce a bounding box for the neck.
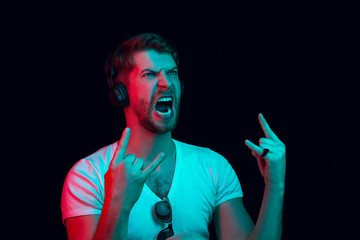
[125,122,175,165]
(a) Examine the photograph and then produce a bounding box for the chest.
[145,159,175,199]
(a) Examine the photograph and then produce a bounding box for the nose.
[157,70,172,89]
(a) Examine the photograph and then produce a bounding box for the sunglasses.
[153,197,174,240]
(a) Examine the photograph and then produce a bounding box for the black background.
[6,0,359,239]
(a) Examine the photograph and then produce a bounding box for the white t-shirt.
[61,139,243,239]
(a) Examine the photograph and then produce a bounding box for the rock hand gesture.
[245,113,286,190]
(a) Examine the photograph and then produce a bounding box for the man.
[61,33,286,240]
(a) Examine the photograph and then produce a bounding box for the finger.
[245,139,263,156]
[142,152,165,179]
[259,137,277,146]
[251,150,257,158]
[123,154,137,165]
[259,143,273,153]
[117,128,131,160]
[256,154,266,172]
[258,113,280,141]
[111,128,131,167]
[132,157,145,172]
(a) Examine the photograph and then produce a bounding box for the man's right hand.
[104,127,165,212]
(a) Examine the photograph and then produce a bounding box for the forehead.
[132,49,177,71]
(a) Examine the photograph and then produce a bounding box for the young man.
[61,33,286,240]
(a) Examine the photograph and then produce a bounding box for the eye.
[168,70,178,76]
[143,72,155,78]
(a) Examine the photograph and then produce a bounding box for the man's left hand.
[245,113,286,190]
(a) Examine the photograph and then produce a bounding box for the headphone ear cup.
[108,82,130,108]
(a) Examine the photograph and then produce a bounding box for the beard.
[133,97,180,134]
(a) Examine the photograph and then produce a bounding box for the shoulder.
[61,143,118,223]
[64,142,118,185]
[73,142,117,171]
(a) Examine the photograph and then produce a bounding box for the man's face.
[126,49,181,133]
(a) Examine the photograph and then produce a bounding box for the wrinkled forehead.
[132,49,177,72]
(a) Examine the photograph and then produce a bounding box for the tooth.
[156,107,172,116]
[158,97,172,102]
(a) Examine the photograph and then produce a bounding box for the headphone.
[107,55,130,108]
[107,54,184,109]
[108,67,130,108]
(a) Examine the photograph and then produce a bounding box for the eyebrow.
[140,66,178,74]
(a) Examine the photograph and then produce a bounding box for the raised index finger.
[258,113,280,141]
[111,128,131,167]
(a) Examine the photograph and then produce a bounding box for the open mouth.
[155,96,173,117]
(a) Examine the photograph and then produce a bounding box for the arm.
[214,189,283,240]
[244,113,285,240]
[65,128,165,240]
[64,198,131,240]
[65,215,100,240]
[247,184,284,240]
[214,198,254,240]
[215,114,286,240]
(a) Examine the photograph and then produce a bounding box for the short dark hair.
[105,33,179,87]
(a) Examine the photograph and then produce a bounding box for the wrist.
[103,194,133,217]
[266,182,285,196]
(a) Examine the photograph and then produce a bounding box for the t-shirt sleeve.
[209,150,243,207]
[61,159,104,224]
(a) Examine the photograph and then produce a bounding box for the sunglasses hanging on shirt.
[153,197,174,240]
